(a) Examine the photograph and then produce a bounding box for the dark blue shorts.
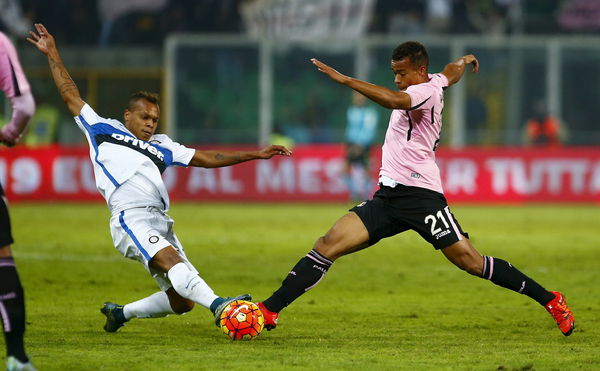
[350,184,468,250]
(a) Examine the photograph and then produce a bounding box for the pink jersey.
[0,32,30,98]
[379,73,448,194]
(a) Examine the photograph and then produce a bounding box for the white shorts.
[109,206,198,291]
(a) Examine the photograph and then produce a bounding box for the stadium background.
[1,2,599,370]
[1,0,599,204]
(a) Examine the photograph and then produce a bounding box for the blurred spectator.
[8,0,592,46]
[0,0,31,36]
[380,0,425,35]
[425,0,452,34]
[304,93,333,143]
[344,91,378,201]
[523,0,561,34]
[23,97,59,146]
[559,0,600,32]
[466,0,509,35]
[269,124,295,150]
[98,0,167,46]
[466,83,488,143]
[524,100,567,147]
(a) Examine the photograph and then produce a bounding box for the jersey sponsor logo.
[94,130,169,173]
[110,133,165,161]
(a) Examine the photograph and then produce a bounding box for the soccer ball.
[219,300,264,340]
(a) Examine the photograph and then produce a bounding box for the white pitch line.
[12,252,123,263]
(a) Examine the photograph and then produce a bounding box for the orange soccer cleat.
[257,302,279,331]
[545,291,575,336]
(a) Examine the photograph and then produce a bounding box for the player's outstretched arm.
[311,58,411,110]
[189,145,292,168]
[27,23,84,116]
[441,54,479,87]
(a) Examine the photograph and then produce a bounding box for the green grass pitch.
[4,202,600,370]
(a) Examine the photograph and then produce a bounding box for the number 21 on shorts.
[424,206,455,239]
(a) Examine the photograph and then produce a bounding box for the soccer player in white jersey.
[27,23,292,332]
[257,41,575,337]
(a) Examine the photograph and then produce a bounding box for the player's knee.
[314,235,337,260]
[171,299,194,314]
[169,265,201,301]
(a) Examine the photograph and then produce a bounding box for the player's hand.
[311,58,349,84]
[26,23,56,55]
[258,145,292,159]
[0,130,17,147]
[462,54,479,73]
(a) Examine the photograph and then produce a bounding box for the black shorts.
[350,184,468,250]
[0,183,14,247]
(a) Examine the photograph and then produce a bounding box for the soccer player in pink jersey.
[258,41,574,337]
[0,31,37,370]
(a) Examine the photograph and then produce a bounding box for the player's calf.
[261,249,333,314]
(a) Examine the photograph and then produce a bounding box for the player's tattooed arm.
[189,145,292,168]
[214,152,242,162]
[441,54,479,87]
[27,23,84,116]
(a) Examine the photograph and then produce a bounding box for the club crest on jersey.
[110,133,164,161]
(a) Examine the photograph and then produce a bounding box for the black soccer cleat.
[101,302,128,332]
[213,294,252,327]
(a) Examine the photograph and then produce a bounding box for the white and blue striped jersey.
[74,103,195,214]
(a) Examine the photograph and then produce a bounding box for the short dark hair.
[127,91,159,111]
[392,41,429,69]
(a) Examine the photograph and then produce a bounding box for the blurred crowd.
[0,0,598,46]
[1,0,597,147]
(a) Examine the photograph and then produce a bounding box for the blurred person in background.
[22,94,59,146]
[0,0,30,36]
[524,100,566,148]
[28,23,291,334]
[0,30,36,371]
[270,123,295,151]
[344,91,378,201]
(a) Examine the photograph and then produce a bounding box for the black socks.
[0,257,28,362]
[263,252,556,315]
[263,249,333,313]
[482,256,555,306]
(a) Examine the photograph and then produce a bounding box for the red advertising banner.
[0,145,599,203]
